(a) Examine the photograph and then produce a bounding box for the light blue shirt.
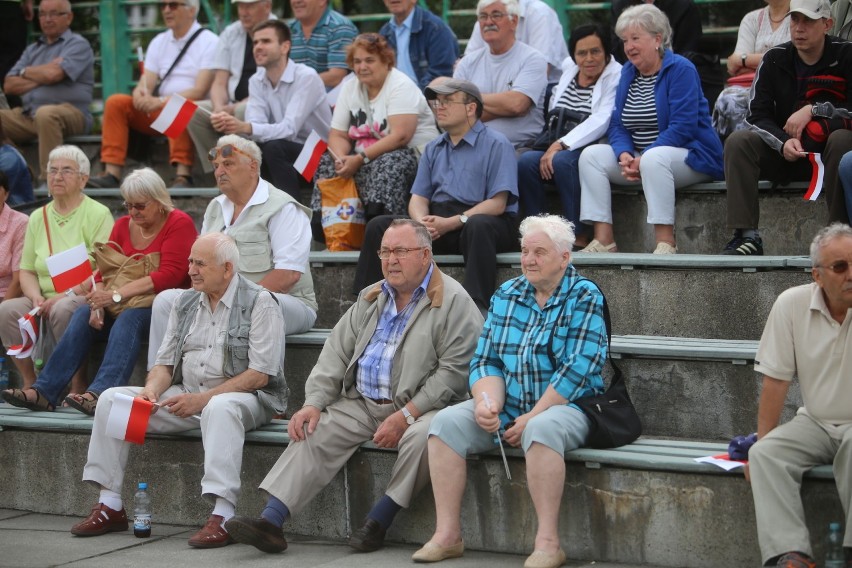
[389,10,416,82]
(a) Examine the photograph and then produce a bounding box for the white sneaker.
[580,239,618,253]
[653,242,677,254]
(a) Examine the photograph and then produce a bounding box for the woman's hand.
[539,141,564,180]
[333,154,363,179]
[37,295,61,316]
[86,289,114,311]
[474,397,501,433]
[619,152,641,181]
[88,307,105,330]
[503,413,531,448]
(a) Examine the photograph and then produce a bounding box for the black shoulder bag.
[151,28,205,97]
[550,278,643,449]
[530,107,590,151]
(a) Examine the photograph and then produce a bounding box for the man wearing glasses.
[87,0,218,189]
[1,0,93,187]
[452,0,547,149]
[354,79,518,315]
[746,224,852,568]
[225,219,482,556]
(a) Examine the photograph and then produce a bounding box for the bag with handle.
[93,241,160,318]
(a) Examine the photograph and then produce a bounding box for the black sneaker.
[721,235,763,255]
[86,173,121,189]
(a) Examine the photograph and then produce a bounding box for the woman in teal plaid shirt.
[412,214,608,568]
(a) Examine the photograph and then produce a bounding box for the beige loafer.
[523,548,567,568]
[411,540,464,563]
[580,239,618,253]
[652,241,678,254]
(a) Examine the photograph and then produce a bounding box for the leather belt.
[365,397,394,405]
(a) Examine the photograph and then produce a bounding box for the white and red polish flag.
[45,243,92,294]
[151,94,198,139]
[804,152,825,201]
[106,393,154,445]
[294,130,328,181]
[6,307,40,358]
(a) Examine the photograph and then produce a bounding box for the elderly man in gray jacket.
[226,219,483,555]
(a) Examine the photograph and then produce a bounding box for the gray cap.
[786,0,831,19]
[424,78,483,106]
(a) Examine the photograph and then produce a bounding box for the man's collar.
[391,8,416,30]
[214,177,269,224]
[809,281,851,320]
[200,273,240,311]
[365,261,446,307]
[39,28,73,45]
[380,262,433,301]
[438,120,485,148]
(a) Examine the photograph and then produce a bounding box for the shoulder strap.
[152,27,206,97]
[42,205,53,255]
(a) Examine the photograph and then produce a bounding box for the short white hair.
[47,145,90,176]
[476,0,520,19]
[519,214,576,254]
[197,233,240,267]
[215,134,262,167]
[615,4,673,54]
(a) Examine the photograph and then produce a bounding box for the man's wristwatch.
[358,150,371,165]
[18,67,26,78]
[112,291,122,304]
[741,53,747,68]
[459,214,469,225]
[401,407,415,426]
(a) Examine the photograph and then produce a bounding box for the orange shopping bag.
[317,176,366,251]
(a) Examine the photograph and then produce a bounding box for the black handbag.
[551,278,642,449]
[531,107,590,151]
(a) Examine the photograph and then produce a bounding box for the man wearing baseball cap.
[353,78,519,314]
[721,0,852,256]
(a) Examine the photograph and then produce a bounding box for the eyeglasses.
[47,167,80,178]
[575,47,604,59]
[428,98,469,110]
[123,201,151,211]
[477,11,507,22]
[207,144,253,162]
[38,11,70,19]
[160,2,186,10]
[377,247,427,260]
[817,260,852,274]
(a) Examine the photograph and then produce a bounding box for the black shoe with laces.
[86,173,122,189]
[721,234,764,255]
[348,518,386,552]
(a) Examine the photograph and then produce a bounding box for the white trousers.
[82,385,272,506]
[579,144,711,226]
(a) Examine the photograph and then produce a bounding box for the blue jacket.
[608,49,724,180]
[379,6,459,90]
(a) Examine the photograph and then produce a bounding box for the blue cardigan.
[607,50,724,180]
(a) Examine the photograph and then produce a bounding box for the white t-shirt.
[145,21,219,97]
[454,41,547,148]
[734,7,791,57]
[330,67,439,153]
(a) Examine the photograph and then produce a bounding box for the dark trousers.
[724,129,852,229]
[353,208,517,310]
[259,139,304,202]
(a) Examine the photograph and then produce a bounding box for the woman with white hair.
[578,4,723,254]
[0,145,113,391]
[1,168,197,414]
[413,214,608,568]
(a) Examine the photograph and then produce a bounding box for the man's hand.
[133,94,164,114]
[474,396,501,433]
[744,462,751,483]
[373,411,408,448]
[160,392,210,418]
[783,105,812,141]
[333,154,363,179]
[782,138,806,162]
[288,405,321,442]
[420,215,457,241]
[210,111,246,135]
[503,413,531,448]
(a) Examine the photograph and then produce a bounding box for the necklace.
[137,223,157,239]
[768,9,786,23]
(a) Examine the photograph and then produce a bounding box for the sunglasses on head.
[207,144,253,162]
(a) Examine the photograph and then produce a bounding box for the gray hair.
[120,168,174,213]
[519,214,576,254]
[215,134,262,168]
[389,218,433,249]
[476,0,520,19]
[810,223,852,266]
[47,145,90,176]
[615,4,673,56]
[197,232,240,267]
[39,0,71,12]
[184,0,200,10]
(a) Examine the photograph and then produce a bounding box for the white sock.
[212,498,235,524]
[99,489,123,515]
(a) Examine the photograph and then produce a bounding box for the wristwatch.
[18,67,26,78]
[741,53,747,68]
[112,290,123,304]
[65,288,76,297]
[459,214,469,225]
[401,407,415,426]
[358,150,371,165]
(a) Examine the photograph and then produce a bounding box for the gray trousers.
[259,395,435,513]
[749,412,852,563]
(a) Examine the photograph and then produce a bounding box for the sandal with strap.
[65,392,99,416]
[1,388,55,412]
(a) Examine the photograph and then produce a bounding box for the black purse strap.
[151,27,205,97]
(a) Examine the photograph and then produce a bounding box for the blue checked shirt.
[469,265,607,425]
[356,264,434,400]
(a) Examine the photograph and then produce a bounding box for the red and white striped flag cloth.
[804,152,825,201]
[6,307,40,359]
[137,46,145,78]
[45,243,92,294]
[106,393,154,445]
[294,130,328,181]
[150,94,198,139]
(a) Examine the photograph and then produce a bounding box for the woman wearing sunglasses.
[1,168,197,414]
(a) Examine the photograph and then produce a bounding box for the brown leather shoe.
[71,503,128,536]
[188,514,234,548]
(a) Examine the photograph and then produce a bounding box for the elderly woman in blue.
[412,214,607,568]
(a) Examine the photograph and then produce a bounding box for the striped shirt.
[356,264,434,401]
[621,73,659,151]
[289,7,358,75]
[554,77,594,115]
[469,265,607,425]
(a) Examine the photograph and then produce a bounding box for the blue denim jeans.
[517,147,584,228]
[839,150,852,220]
[32,305,152,406]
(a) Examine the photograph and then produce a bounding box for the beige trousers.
[187,100,248,174]
[259,395,435,513]
[0,295,87,358]
[0,104,86,179]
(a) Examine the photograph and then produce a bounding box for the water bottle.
[0,357,9,394]
[825,522,845,568]
[133,482,151,538]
